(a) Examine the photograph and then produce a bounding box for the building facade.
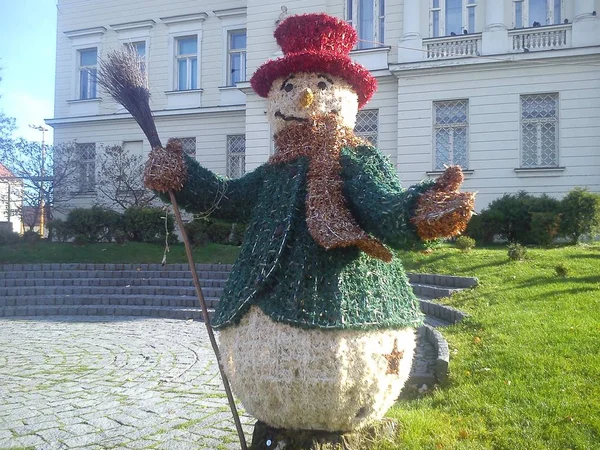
[47,0,600,212]
[0,163,23,234]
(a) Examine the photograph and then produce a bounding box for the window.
[175,36,198,90]
[227,30,246,86]
[175,137,196,158]
[513,0,562,28]
[227,135,245,179]
[76,143,96,192]
[520,93,558,168]
[347,0,385,49]
[433,100,468,170]
[430,0,478,37]
[78,49,97,99]
[354,110,379,146]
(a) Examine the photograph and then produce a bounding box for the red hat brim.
[251,51,377,109]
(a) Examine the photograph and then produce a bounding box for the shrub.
[560,188,600,244]
[455,236,476,252]
[72,234,89,246]
[22,230,41,244]
[65,206,122,243]
[555,263,569,278]
[230,223,247,246]
[465,213,497,244]
[124,207,177,244]
[507,243,527,261]
[184,219,211,247]
[0,228,20,245]
[47,219,70,243]
[472,192,561,245]
[530,212,561,247]
[206,221,233,245]
[113,230,128,245]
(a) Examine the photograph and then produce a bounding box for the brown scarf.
[270,114,392,262]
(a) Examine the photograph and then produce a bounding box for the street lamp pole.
[29,124,49,237]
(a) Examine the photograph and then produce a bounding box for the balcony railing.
[509,24,571,52]
[423,34,482,60]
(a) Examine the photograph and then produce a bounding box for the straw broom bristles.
[97,47,247,450]
[98,48,186,192]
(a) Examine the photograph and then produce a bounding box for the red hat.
[250,13,377,109]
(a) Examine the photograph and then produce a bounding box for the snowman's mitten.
[412,166,475,240]
[143,139,188,193]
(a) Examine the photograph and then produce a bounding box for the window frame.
[519,93,559,168]
[227,29,247,86]
[430,0,478,38]
[175,35,199,91]
[226,135,246,179]
[432,99,470,170]
[346,0,386,49]
[354,109,379,147]
[512,0,563,29]
[173,137,197,158]
[77,48,98,100]
[76,142,96,193]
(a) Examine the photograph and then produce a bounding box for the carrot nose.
[298,88,314,108]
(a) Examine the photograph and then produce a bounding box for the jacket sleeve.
[340,145,435,249]
[159,155,266,223]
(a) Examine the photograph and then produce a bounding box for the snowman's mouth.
[274,111,308,122]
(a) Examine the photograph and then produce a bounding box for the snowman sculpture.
[146,13,474,433]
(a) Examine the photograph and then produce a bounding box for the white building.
[47,0,600,212]
[0,163,23,234]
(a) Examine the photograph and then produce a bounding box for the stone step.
[0,285,224,298]
[407,272,478,289]
[0,305,215,321]
[411,283,458,300]
[419,299,467,325]
[0,263,234,271]
[0,277,228,288]
[0,270,231,280]
[0,295,221,309]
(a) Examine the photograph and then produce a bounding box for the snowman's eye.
[284,83,294,92]
[317,81,327,90]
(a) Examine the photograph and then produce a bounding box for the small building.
[47,0,600,212]
[0,162,23,234]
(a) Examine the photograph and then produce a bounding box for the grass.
[379,243,600,450]
[0,241,240,264]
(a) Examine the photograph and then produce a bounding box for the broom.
[98,48,248,450]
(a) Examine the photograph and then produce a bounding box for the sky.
[0,0,57,143]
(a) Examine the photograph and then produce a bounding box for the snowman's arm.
[160,155,266,223]
[341,146,435,249]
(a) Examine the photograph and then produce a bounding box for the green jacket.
[169,145,434,331]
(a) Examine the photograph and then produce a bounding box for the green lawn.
[0,242,240,264]
[380,243,600,450]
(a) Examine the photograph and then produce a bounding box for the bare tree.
[96,143,156,210]
[0,139,82,230]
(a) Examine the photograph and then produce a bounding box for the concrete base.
[250,419,398,450]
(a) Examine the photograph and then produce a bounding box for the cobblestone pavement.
[0,316,254,450]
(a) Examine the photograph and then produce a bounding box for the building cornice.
[110,20,156,32]
[45,105,245,127]
[160,13,208,25]
[213,7,247,18]
[64,26,107,39]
